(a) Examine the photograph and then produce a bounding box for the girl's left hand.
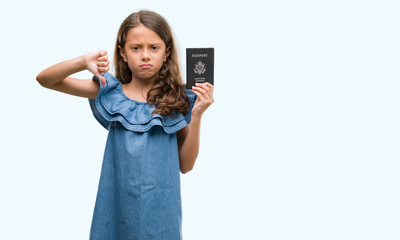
[191,82,214,118]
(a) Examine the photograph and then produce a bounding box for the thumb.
[94,71,106,86]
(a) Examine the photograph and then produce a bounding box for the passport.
[186,48,214,89]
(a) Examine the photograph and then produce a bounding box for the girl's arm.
[177,83,214,174]
[36,50,110,99]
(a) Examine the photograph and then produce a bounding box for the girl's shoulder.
[93,72,120,89]
[184,87,196,101]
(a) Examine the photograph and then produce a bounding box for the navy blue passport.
[186,48,214,89]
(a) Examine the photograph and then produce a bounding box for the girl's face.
[119,24,170,82]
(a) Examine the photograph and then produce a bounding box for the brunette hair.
[114,10,189,116]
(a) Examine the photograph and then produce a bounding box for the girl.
[36,10,213,240]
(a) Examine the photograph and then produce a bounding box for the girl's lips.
[140,64,152,68]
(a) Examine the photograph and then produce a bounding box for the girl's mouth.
[140,64,152,69]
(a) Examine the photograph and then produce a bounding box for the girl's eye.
[132,46,140,50]
[151,46,159,50]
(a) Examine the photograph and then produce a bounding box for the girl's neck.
[122,75,156,102]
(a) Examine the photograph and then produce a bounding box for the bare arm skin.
[36,50,110,99]
[178,82,214,174]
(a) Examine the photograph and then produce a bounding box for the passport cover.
[186,48,214,89]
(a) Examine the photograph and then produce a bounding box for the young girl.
[36,10,213,240]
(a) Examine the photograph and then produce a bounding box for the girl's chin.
[133,73,159,81]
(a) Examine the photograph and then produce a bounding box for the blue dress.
[88,72,196,240]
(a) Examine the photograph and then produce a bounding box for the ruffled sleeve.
[88,72,197,134]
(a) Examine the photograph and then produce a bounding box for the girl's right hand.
[84,50,110,86]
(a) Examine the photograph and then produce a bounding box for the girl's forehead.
[125,25,164,44]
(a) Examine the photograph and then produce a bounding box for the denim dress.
[88,72,196,240]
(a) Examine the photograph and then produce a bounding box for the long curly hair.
[114,10,189,116]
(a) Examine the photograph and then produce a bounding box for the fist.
[84,50,110,86]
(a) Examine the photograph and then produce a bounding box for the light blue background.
[0,0,399,239]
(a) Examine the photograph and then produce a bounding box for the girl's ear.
[118,45,127,62]
[164,46,171,62]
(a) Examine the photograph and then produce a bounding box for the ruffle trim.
[88,72,197,134]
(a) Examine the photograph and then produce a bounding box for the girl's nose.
[141,49,150,60]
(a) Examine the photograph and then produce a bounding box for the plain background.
[1,0,399,239]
